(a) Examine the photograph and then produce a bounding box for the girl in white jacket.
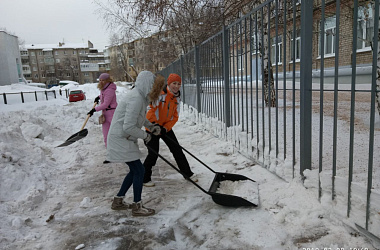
[106,71,164,216]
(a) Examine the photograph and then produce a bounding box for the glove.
[150,124,161,136]
[144,133,152,145]
[87,108,96,117]
[160,126,167,136]
[94,96,100,104]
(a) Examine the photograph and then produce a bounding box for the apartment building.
[20,40,108,86]
[0,30,23,86]
[107,42,136,82]
[107,30,181,82]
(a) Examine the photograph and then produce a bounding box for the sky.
[0,0,111,50]
[0,82,379,249]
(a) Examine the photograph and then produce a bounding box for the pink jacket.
[95,82,117,113]
[95,82,117,148]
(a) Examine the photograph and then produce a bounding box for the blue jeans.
[116,159,145,203]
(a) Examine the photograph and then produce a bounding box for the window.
[237,49,244,71]
[319,16,336,56]
[33,67,37,71]
[66,73,71,77]
[291,29,301,61]
[271,35,282,64]
[44,58,54,64]
[64,51,67,55]
[56,59,60,63]
[32,59,36,64]
[55,51,59,55]
[38,51,43,55]
[34,74,39,78]
[42,74,46,78]
[357,3,374,50]
[20,51,28,56]
[31,52,35,56]
[84,72,89,76]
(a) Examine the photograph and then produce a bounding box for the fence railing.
[0,89,70,105]
[160,0,380,242]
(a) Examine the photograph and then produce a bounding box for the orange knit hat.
[167,73,181,85]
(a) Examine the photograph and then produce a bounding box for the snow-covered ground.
[0,83,378,249]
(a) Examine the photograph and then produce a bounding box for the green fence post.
[222,26,231,128]
[300,0,313,175]
[195,46,202,113]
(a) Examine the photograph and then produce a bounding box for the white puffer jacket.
[106,71,155,162]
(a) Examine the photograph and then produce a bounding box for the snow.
[0,83,378,249]
[216,180,259,205]
[23,43,89,50]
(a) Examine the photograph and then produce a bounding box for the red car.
[69,90,86,102]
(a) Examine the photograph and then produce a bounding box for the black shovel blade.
[56,129,88,147]
[208,172,258,207]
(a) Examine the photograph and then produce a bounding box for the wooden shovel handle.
[80,102,97,130]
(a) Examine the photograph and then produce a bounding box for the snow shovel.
[56,102,96,147]
[146,135,258,207]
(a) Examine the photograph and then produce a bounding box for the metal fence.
[0,89,69,105]
[160,0,380,241]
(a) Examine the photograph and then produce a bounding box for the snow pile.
[216,180,259,205]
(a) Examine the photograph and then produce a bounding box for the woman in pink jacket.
[87,73,117,148]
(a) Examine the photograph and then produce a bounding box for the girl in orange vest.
[143,73,198,186]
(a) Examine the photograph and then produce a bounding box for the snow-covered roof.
[88,55,104,58]
[0,30,18,38]
[59,80,79,85]
[24,43,89,50]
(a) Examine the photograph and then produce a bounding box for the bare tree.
[108,34,136,81]
[95,0,257,53]
[96,0,278,106]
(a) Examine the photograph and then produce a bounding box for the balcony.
[80,63,99,72]
[44,57,55,65]
[22,68,32,74]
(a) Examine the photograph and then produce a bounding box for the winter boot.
[131,201,155,217]
[189,174,198,182]
[111,196,132,210]
[143,181,155,187]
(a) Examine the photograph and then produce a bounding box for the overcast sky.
[0,0,111,50]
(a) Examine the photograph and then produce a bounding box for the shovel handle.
[162,133,216,174]
[80,102,97,130]
[145,144,210,194]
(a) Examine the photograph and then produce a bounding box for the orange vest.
[146,86,180,132]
